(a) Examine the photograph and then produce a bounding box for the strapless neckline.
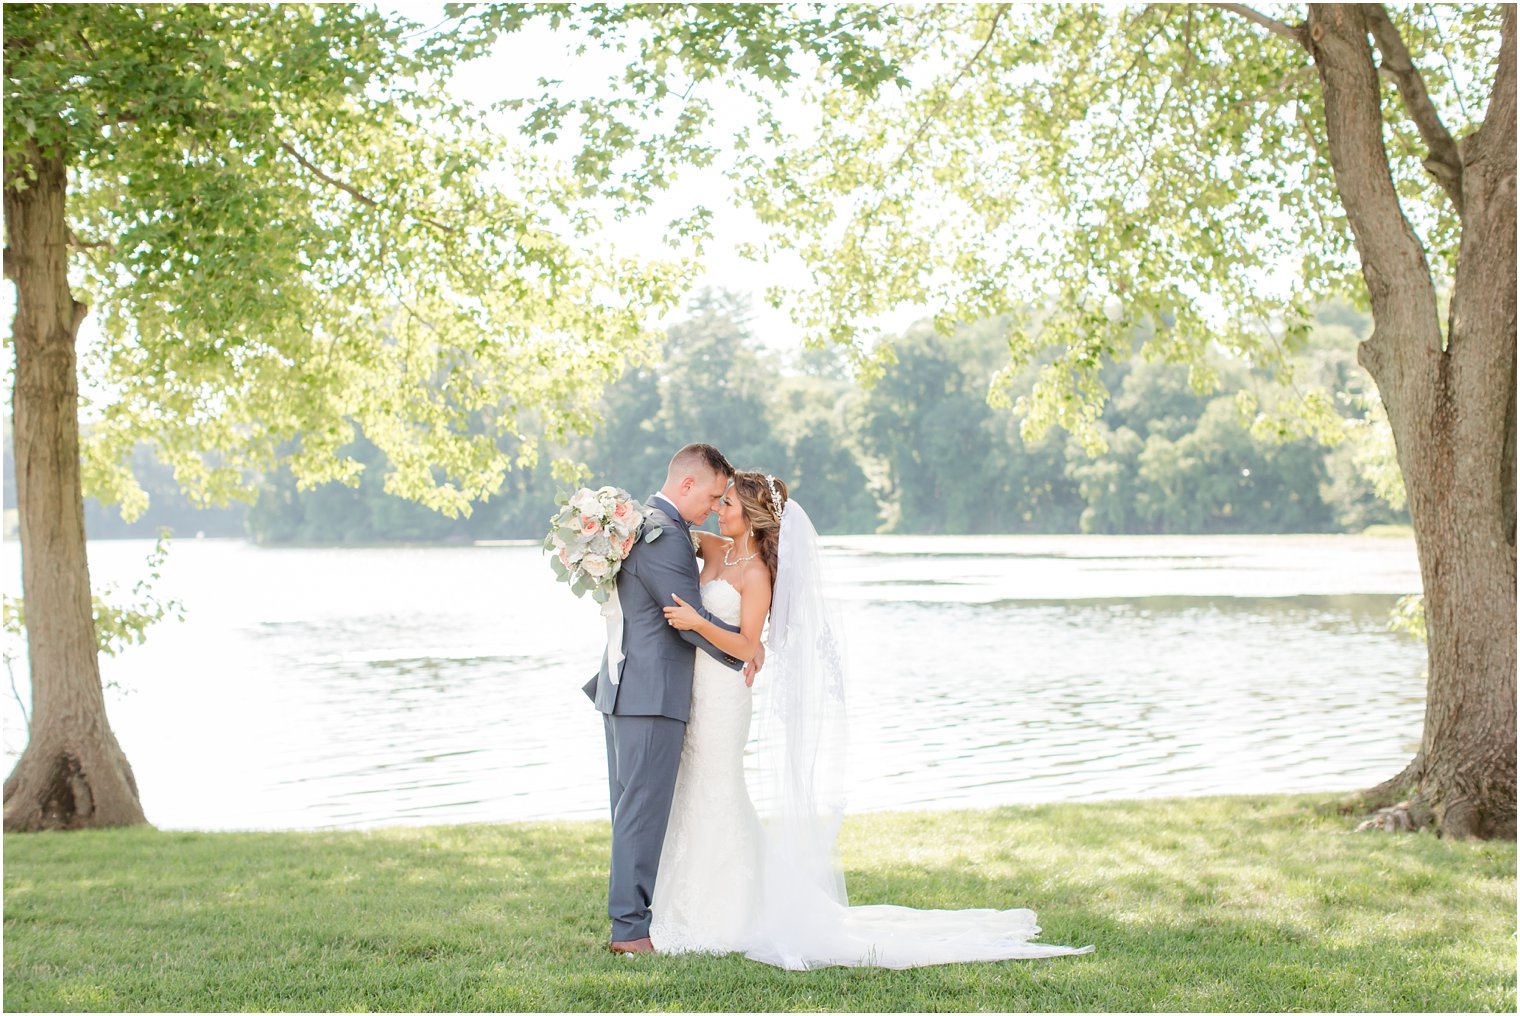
[698,576,742,625]
[701,577,739,596]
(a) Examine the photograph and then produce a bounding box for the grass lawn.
[3,794,1514,1012]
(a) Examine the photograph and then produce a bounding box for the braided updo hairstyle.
[729,470,789,586]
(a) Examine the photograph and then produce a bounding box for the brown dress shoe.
[609,937,655,955]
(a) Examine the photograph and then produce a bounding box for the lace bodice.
[699,577,742,626]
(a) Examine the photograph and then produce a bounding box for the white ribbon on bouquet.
[602,586,625,685]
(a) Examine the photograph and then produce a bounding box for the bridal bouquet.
[544,486,647,603]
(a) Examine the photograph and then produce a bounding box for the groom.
[582,442,746,954]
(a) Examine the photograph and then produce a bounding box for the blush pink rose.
[621,533,637,557]
[580,515,601,536]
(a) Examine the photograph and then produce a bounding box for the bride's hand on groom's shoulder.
[664,594,701,631]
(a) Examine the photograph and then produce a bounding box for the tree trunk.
[3,141,147,831]
[1311,4,1517,839]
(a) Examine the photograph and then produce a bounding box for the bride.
[650,470,1093,970]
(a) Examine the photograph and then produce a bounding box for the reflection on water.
[838,594,1424,812]
[1,535,1425,831]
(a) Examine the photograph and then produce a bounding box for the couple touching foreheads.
[582,443,1092,970]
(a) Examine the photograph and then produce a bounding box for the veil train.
[740,501,1093,970]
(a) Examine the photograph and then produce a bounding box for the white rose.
[581,555,610,579]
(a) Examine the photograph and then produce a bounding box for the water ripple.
[1,535,1426,830]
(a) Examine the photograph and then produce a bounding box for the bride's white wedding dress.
[650,573,1092,970]
[649,578,763,955]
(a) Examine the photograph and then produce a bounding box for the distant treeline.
[33,291,1403,543]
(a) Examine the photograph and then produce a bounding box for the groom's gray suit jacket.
[582,496,743,720]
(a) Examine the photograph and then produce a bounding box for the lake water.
[0,535,1426,831]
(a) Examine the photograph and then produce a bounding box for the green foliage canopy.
[4,3,686,520]
[736,3,1502,448]
[429,2,905,219]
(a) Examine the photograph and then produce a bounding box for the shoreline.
[19,528,1419,549]
[41,788,1405,838]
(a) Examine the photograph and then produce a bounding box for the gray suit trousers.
[603,711,685,941]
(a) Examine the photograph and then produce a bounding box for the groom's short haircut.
[669,443,733,481]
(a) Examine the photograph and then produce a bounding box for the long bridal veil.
[744,499,850,968]
[741,501,1093,971]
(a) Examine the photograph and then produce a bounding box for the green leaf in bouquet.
[549,555,569,578]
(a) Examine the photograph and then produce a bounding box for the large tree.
[2,2,900,831]
[1,3,683,831]
[741,3,1513,837]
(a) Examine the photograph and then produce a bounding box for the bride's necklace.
[723,537,758,567]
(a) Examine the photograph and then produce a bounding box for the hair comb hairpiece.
[765,475,784,519]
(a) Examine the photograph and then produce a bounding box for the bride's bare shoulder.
[741,557,772,594]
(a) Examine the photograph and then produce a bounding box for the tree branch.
[1208,3,1310,50]
[280,141,381,209]
[1446,2,1515,364]
[278,141,460,234]
[1109,6,1169,92]
[891,3,1010,171]
[1475,3,1516,156]
[1366,4,1464,216]
[74,28,100,62]
[67,228,114,253]
[1120,13,1192,203]
[1308,4,1442,365]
